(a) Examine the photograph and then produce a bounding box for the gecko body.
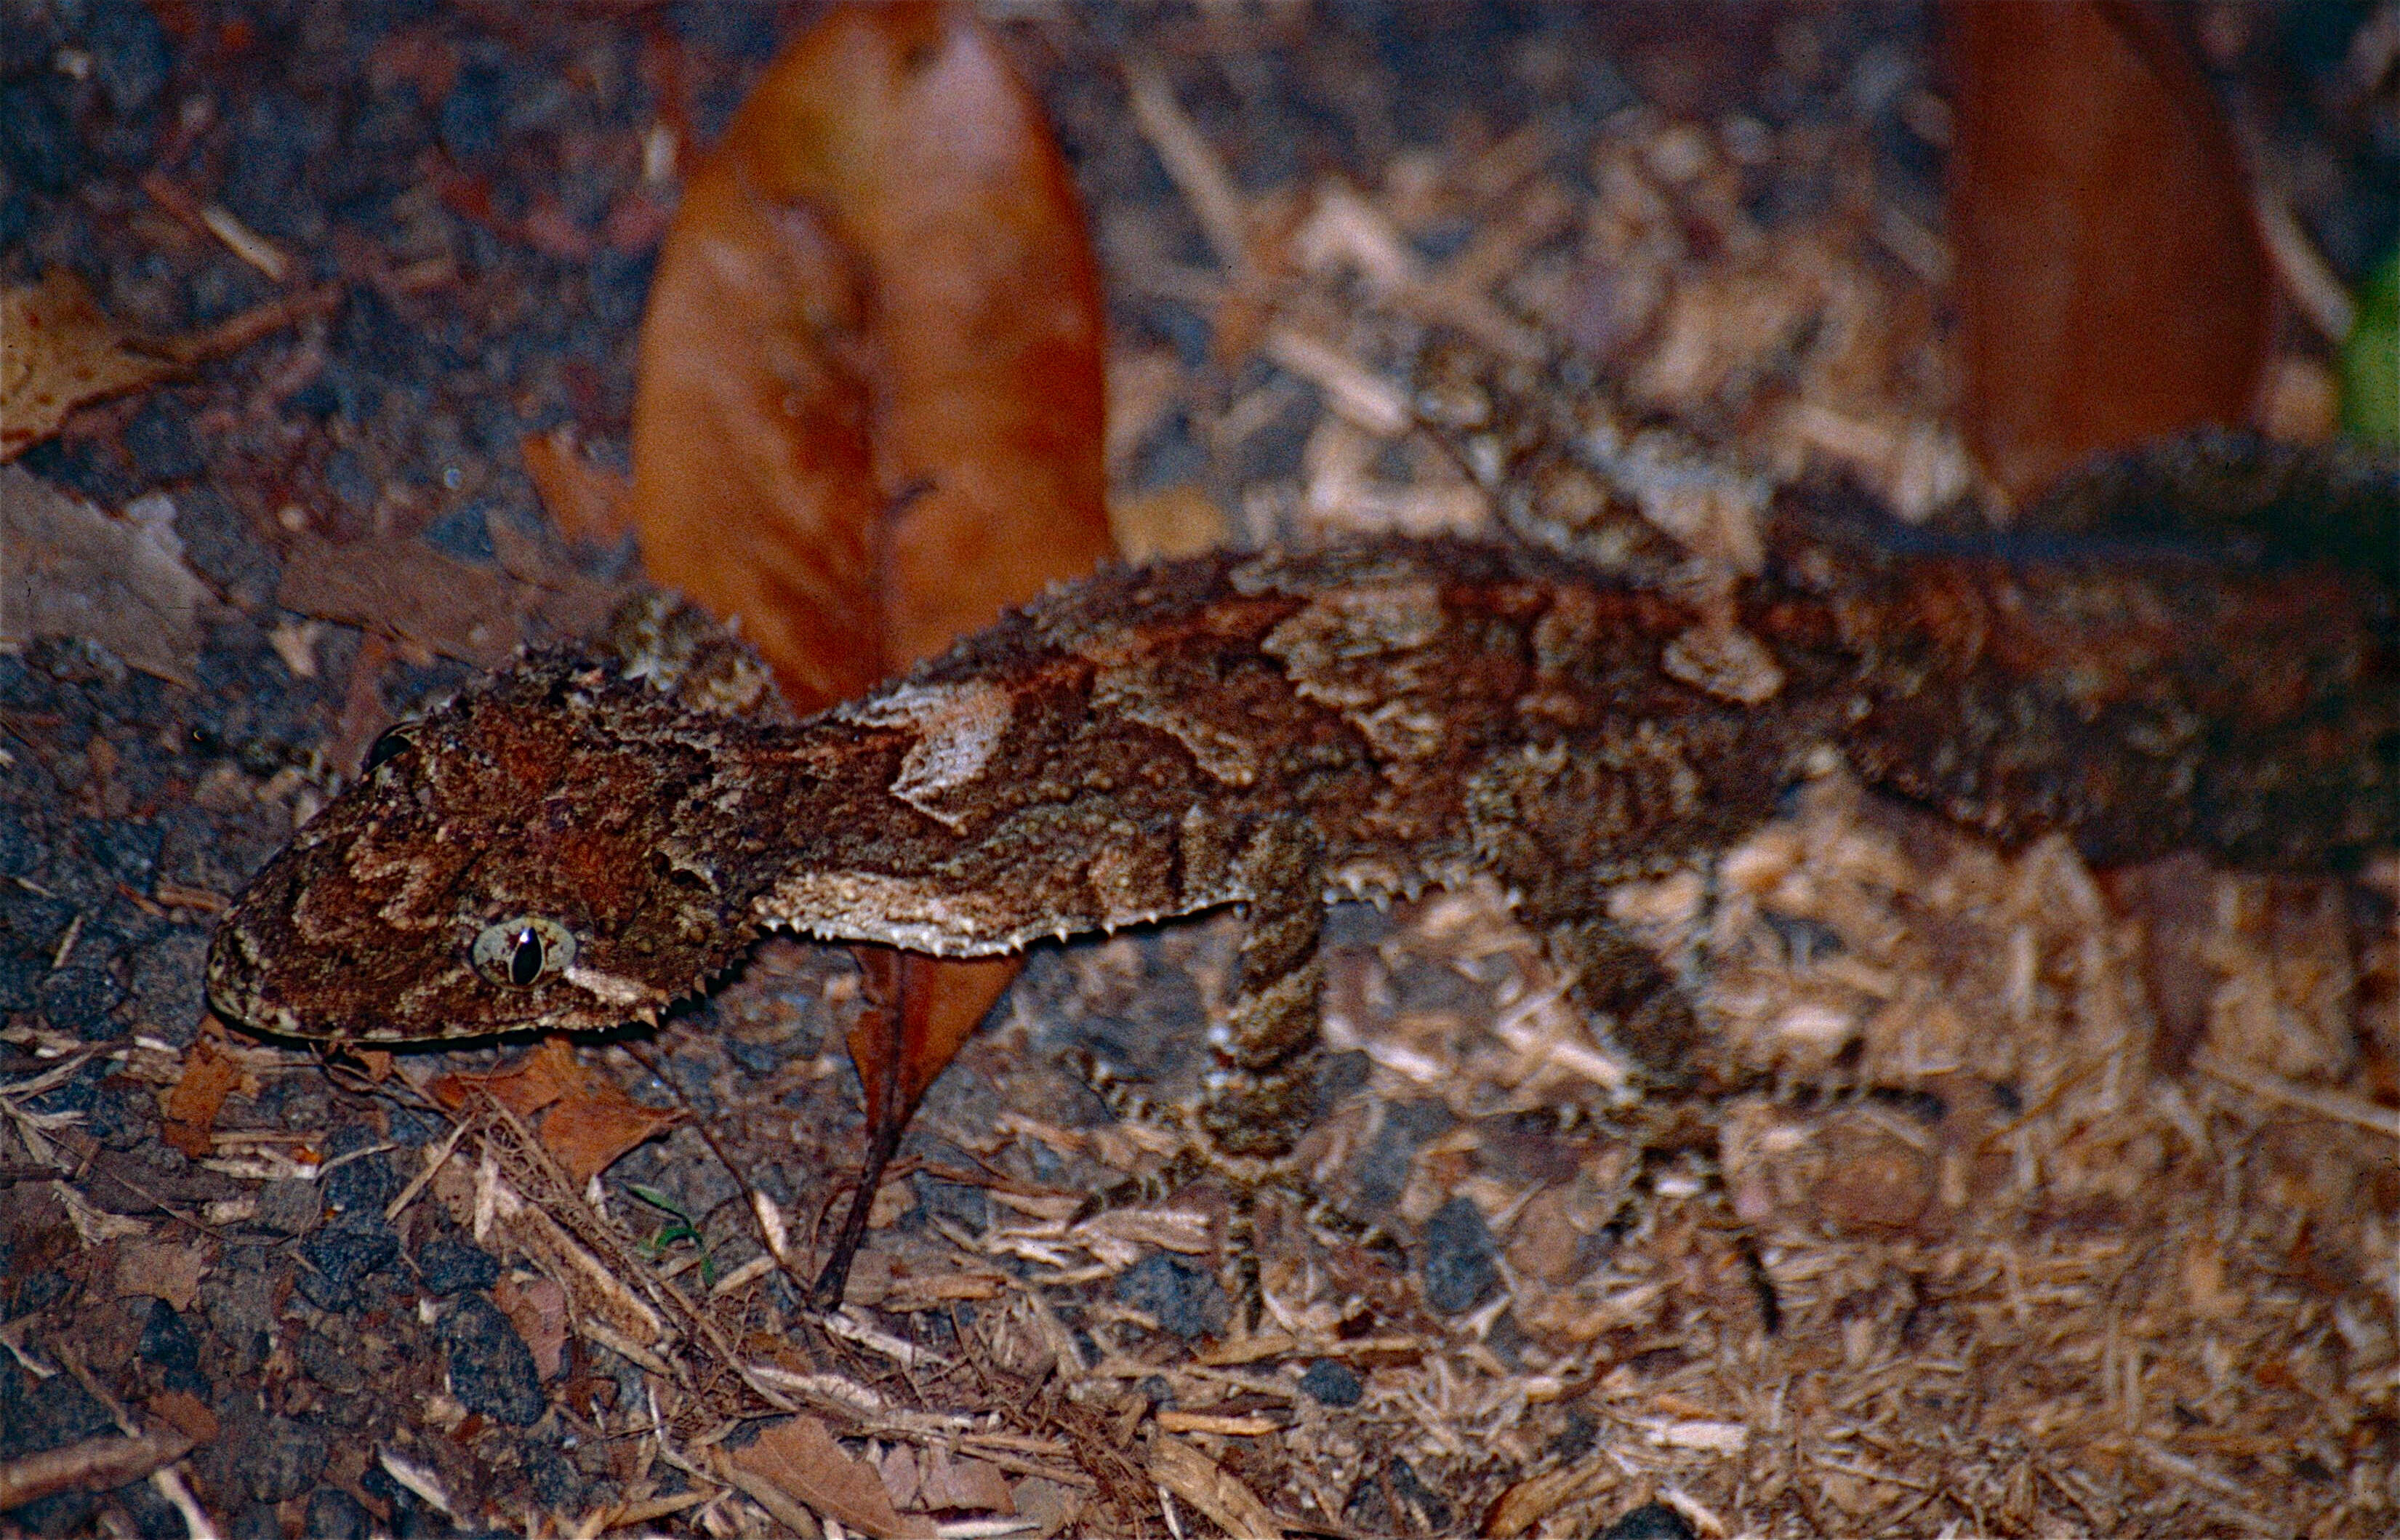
[206,481,2396,1160]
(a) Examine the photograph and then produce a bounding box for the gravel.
[439,1292,547,1427]
[1419,1196,1501,1315]
[1114,1251,1228,1342]
[1299,1358,1365,1408]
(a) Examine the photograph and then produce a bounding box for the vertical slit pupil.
[510,930,545,987]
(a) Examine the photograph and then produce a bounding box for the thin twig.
[2194,1052,2400,1139]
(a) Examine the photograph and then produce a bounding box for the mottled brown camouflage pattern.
[209,499,2394,1158]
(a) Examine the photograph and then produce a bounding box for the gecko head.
[206,655,793,1045]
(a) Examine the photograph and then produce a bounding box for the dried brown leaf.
[494,1272,569,1379]
[274,530,520,668]
[1011,1477,1085,1537]
[431,1037,587,1119]
[915,1448,1015,1515]
[0,271,180,461]
[629,1,1112,700]
[728,1413,939,1540]
[879,1443,920,1509]
[433,1038,676,1183]
[848,947,1019,1140]
[0,468,209,686]
[112,1241,211,1312]
[1947,1,2267,499]
[158,1038,239,1159]
[519,426,633,550]
[625,1,1118,1304]
[535,1077,681,1186]
[143,1391,218,1448]
[627,154,880,705]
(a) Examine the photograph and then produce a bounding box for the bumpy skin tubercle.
[206,515,2396,1159]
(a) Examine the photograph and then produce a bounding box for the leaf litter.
[0,466,210,686]
[1,4,2392,1538]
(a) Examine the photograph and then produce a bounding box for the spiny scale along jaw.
[204,655,799,1046]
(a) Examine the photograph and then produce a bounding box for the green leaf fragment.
[2340,249,2398,444]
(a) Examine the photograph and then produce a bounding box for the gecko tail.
[1782,433,2399,871]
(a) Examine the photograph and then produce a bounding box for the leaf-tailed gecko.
[206,463,2394,1179]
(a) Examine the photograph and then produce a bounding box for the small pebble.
[1299,1359,1364,1408]
[84,0,171,115]
[10,1269,71,1315]
[109,1477,185,1537]
[297,1328,368,1397]
[9,1373,114,1455]
[524,1441,585,1509]
[124,400,203,482]
[254,1177,321,1236]
[321,1141,398,1215]
[912,1171,990,1233]
[36,966,125,1042]
[1420,1196,1500,1315]
[0,77,81,194]
[1354,1099,1452,1214]
[228,1504,281,1540]
[297,1216,399,1309]
[1114,1252,1228,1341]
[244,1414,328,1502]
[1599,1500,1698,1540]
[198,1254,278,1368]
[416,1236,502,1296]
[439,1293,546,1427]
[302,1489,373,1540]
[137,1299,209,1397]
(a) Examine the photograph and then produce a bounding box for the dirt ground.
[2,3,2396,1537]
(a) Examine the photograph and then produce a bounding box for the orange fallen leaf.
[1,273,337,464]
[430,1035,587,1118]
[519,425,633,550]
[433,1037,679,1184]
[160,1037,240,1159]
[0,270,181,462]
[728,1414,938,1540]
[630,1,1112,699]
[626,144,880,706]
[846,947,1019,1164]
[1946,1,2268,500]
[275,529,522,668]
[625,1,1117,1305]
[536,1078,682,1187]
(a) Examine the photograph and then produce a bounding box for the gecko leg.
[1196,819,1326,1160]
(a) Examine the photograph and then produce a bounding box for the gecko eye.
[470,917,577,988]
[364,722,419,771]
